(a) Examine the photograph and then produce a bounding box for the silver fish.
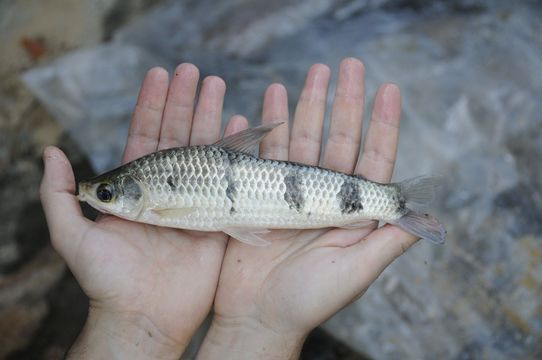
[77,124,446,246]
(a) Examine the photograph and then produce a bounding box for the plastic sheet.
[23,44,162,171]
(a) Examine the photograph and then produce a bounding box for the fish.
[77,123,446,246]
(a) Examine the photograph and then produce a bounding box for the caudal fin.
[397,175,442,212]
[395,175,446,244]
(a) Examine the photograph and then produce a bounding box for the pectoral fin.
[223,227,272,246]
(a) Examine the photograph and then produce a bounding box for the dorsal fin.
[214,123,284,154]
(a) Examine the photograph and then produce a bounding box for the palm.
[72,216,226,337]
[213,58,419,336]
[216,216,387,336]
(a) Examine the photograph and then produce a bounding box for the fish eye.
[96,183,114,202]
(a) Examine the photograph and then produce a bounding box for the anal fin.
[395,211,446,244]
[223,228,272,246]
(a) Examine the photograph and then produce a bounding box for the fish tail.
[394,175,446,244]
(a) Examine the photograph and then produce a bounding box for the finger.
[289,64,330,165]
[40,146,91,260]
[123,67,169,163]
[322,58,365,173]
[190,76,226,145]
[158,63,200,150]
[323,84,402,246]
[260,83,289,161]
[224,114,249,137]
[346,225,419,287]
[346,85,416,277]
[355,83,401,182]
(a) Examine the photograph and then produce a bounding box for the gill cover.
[119,175,144,217]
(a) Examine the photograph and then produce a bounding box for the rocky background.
[1,0,541,359]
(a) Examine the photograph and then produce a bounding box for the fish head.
[77,171,145,220]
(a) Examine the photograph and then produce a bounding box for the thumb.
[345,225,419,291]
[40,146,90,260]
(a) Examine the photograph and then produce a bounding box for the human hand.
[197,58,419,359]
[40,64,230,359]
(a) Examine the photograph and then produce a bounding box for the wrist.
[197,314,307,360]
[67,306,185,360]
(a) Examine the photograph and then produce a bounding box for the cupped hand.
[198,58,420,359]
[40,64,230,358]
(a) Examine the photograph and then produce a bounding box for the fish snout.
[77,182,91,201]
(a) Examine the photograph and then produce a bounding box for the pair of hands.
[40,58,418,359]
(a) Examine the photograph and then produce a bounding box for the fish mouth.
[77,182,90,201]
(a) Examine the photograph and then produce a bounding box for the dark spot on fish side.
[284,172,304,212]
[338,178,363,214]
[225,167,237,214]
[237,259,241,263]
[148,331,152,338]
[167,176,176,190]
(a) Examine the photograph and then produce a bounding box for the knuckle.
[328,129,359,146]
[363,148,394,166]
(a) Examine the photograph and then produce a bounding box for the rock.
[0,301,48,358]
[0,247,65,357]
